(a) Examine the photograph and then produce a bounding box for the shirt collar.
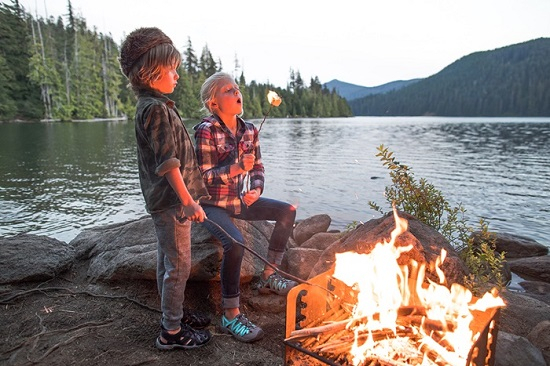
[137,88,175,108]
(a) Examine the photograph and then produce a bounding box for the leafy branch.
[369,144,506,293]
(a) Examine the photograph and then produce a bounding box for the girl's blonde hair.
[200,72,236,115]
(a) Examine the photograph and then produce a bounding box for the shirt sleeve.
[195,123,233,184]
[143,103,181,177]
[248,125,265,192]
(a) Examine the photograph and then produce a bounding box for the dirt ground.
[0,262,288,366]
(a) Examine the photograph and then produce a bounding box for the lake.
[1,117,549,249]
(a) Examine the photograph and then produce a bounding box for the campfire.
[284,209,504,366]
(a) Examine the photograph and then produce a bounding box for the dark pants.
[201,197,296,309]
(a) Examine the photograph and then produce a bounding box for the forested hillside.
[349,38,550,116]
[0,0,351,121]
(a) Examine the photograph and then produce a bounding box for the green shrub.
[462,220,507,293]
[368,144,506,294]
[344,221,361,232]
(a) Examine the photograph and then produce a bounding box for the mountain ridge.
[344,37,550,116]
[324,79,421,101]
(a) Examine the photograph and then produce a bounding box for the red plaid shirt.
[194,115,264,214]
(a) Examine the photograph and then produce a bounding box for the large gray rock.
[0,234,75,284]
[282,231,343,281]
[69,216,274,283]
[518,280,550,304]
[495,331,546,366]
[301,231,343,250]
[508,256,550,283]
[472,231,548,258]
[527,320,550,366]
[498,290,550,338]
[293,214,331,245]
[71,216,157,281]
[309,211,469,285]
[283,247,324,281]
[71,215,156,260]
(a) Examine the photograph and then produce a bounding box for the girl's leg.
[201,206,244,312]
[238,197,296,265]
[238,197,298,294]
[151,206,192,331]
[202,207,265,343]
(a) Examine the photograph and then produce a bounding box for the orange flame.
[332,207,505,366]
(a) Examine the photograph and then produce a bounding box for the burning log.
[284,208,504,366]
[287,307,456,344]
[287,318,350,340]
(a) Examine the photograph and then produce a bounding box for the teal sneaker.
[257,273,298,295]
[220,314,264,343]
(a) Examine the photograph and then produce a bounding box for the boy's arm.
[164,167,206,222]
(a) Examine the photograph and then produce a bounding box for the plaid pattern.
[194,115,264,215]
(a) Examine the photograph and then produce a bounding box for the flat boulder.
[527,320,550,366]
[293,214,331,245]
[283,247,324,281]
[472,231,548,258]
[300,231,343,251]
[499,290,550,338]
[0,234,75,284]
[69,216,274,283]
[508,256,550,283]
[495,331,546,366]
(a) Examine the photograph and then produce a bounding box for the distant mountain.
[348,38,550,116]
[324,79,421,101]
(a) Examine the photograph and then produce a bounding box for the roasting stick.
[203,218,340,299]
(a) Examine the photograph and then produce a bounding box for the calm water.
[1,117,549,248]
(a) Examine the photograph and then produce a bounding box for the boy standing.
[119,27,211,350]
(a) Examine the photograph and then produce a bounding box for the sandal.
[155,324,211,350]
[181,308,211,329]
[257,273,298,295]
[160,309,211,330]
[220,314,264,343]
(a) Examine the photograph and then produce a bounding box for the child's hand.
[242,188,260,206]
[239,154,255,171]
[183,202,207,222]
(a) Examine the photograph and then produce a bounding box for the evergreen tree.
[171,69,203,120]
[0,54,17,119]
[100,34,124,118]
[1,4,352,121]
[182,37,198,77]
[28,17,61,120]
[199,44,218,77]
[0,0,42,119]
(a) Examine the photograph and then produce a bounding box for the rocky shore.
[1,211,549,366]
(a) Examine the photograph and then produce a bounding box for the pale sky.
[18,0,550,88]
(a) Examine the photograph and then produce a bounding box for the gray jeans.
[151,205,191,331]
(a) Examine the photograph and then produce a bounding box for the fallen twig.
[2,316,115,356]
[29,321,112,364]
[0,286,160,313]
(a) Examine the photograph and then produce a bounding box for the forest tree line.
[349,38,550,117]
[0,0,352,122]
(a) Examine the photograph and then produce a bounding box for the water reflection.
[0,121,142,242]
[0,117,549,247]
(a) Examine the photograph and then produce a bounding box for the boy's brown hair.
[119,27,182,93]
